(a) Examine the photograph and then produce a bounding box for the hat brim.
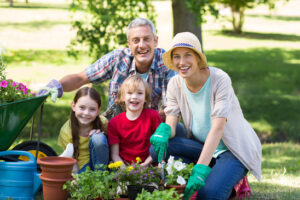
[163,46,208,71]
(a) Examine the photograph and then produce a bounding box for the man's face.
[127,25,158,72]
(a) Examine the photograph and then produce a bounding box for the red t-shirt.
[108,109,162,163]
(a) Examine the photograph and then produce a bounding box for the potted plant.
[63,165,119,200]
[163,156,194,196]
[0,48,35,104]
[110,157,161,200]
[136,188,182,200]
[0,47,50,152]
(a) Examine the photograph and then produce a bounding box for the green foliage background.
[69,0,156,61]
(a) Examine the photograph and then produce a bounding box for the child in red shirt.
[107,75,162,168]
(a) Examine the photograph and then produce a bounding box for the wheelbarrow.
[0,95,57,163]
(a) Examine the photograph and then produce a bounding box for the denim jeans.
[79,132,109,173]
[150,137,248,200]
[175,122,187,138]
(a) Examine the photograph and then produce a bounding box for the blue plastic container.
[0,150,41,200]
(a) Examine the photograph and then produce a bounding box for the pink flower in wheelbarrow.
[0,79,35,104]
[11,81,17,87]
[0,80,8,88]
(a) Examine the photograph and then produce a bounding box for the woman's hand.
[184,164,211,200]
[150,123,171,162]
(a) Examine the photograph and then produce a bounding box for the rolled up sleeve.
[211,72,233,119]
[164,77,181,117]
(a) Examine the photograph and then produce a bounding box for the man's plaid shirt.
[85,48,176,111]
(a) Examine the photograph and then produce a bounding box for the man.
[39,17,176,119]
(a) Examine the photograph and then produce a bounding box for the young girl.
[107,75,162,168]
[58,87,109,173]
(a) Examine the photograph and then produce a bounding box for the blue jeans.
[175,122,187,138]
[79,133,109,173]
[150,137,248,200]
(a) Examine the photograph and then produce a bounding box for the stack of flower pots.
[37,156,77,200]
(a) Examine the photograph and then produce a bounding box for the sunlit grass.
[0,20,71,31]
[246,143,300,200]
[247,14,300,22]
[4,49,90,66]
[0,1,70,9]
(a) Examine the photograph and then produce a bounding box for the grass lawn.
[1,0,300,199]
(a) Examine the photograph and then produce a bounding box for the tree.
[6,0,13,7]
[6,0,29,7]
[172,0,203,48]
[69,0,156,61]
[220,0,288,34]
[172,0,218,51]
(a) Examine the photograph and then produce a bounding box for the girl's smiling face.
[72,96,100,126]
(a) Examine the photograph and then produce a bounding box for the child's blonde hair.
[116,75,151,110]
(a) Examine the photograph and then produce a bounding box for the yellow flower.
[108,163,115,169]
[136,157,142,163]
[108,161,123,169]
[114,161,123,168]
[127,166,134,172]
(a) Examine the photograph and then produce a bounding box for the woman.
[150,32,261,200]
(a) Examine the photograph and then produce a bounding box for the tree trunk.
[230,5,245,34]
[172,0,204,51]
[7,0,13,7]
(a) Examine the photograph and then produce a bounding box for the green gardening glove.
[184,164,211,200]
[150,123,171,162]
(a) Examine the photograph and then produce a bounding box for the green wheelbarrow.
[0,95,57,163]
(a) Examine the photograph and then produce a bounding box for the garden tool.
[160,154,166,183]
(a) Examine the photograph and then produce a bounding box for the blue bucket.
[0,150,41,200]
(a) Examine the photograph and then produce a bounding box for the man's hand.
[37,79,63,102]
[184,164,211,200]
[150,123,171,162]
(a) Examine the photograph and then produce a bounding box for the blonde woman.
[150,32,261,200]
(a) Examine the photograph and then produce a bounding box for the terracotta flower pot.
[40,175,72,200]
[38,156,77,179]
[37,156,77,200]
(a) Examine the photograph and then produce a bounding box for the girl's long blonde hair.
[116,75,151,111]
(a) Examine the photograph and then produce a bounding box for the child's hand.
[140,162,150,169]
[88,129,102,136]
[140,156,153,169]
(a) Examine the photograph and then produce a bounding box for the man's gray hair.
[126,17,156,39]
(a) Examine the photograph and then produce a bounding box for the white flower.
[176,176,186,185]
[174,160,186,171]
[166,165,173,175]
[167,156,175,166]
